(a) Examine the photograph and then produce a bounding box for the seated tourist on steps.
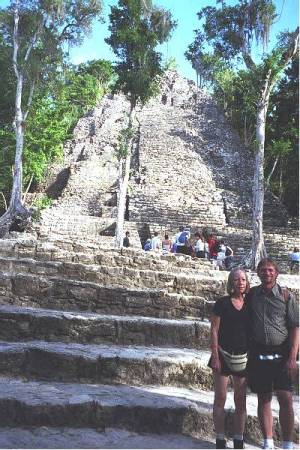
[176,226,190,255]
[216,240,227,270]
[224,243,234,270]
[208,233,218,262]
[143,239,152,251]
[194,232,205,258]
[288,247,299,273]
[208,268,250,449]
[162,234,172,254]
[151,231,161,252]
[123,231,130,248]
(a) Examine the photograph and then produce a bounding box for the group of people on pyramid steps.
[210,259,299,449]
[143,226,234,268]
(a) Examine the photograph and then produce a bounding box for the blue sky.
[0,0,298,81]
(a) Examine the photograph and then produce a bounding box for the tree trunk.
[251,92,270,268]
[115,106,136,248]
[279,158,283,200]
[0,72,29,237]
[11,74,24,209]
[0,2,30,237]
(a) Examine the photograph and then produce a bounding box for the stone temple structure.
[0,71,298,447]
[35,70,294,258]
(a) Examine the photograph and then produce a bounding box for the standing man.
[247,258,299,449]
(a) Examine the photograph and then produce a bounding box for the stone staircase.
[1,70,298,447]
[29,71,295,266]
[0,234,299,448]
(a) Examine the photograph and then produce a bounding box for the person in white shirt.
[162,234,172,254]
[194,232,205,258]
[151,231,161,252]
[216,240,227,269]
[204,241,210,259]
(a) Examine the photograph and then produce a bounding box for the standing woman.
[208,268,250,449]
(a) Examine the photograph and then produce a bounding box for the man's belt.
[258,354,283,361]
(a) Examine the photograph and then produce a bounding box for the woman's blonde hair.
[226,267,250,295]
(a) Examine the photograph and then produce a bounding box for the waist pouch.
[219,347,248,372]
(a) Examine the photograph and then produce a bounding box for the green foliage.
[265,57,299,215]
[115,125,135,160]
[187,0,299,220]
[0,35,14,125]
[106,0,176,107]
[197,0,276,62]
[31,194,53,221]
[23,61,114,186]
[0,57,115,196]
[76,59,115,90]
[0,0,104,211]
[0,127,15,195]
[164,56,178,71]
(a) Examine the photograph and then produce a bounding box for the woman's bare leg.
[213,371,229,433]
[232,376,247,435]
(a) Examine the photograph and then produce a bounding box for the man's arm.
[286,327,299,379]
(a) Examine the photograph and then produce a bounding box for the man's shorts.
[247,354,293,393]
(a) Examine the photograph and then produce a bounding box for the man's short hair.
[257,258,279,274]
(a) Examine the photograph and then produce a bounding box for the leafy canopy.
[106,0,176,107]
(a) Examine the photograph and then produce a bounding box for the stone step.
[4,225,298,271]
[0,256,223,296]
[0,271,217,319]
[0,305,211,349]
[0,376,297,444]
[0,341,212,389]
[0,427,216,449]
[0,236,212,272]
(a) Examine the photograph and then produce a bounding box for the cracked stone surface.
[0,340,213,388]
[0,427,216,449]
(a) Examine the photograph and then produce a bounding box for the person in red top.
[208,234,218,259]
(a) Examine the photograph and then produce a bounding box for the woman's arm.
[210,314,221,372]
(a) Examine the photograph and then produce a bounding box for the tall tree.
[188,0,299,268]
[106,0,176,248]
[265,56,299,215]
[0,0,103,237]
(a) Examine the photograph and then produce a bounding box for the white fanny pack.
[219,347,248,372]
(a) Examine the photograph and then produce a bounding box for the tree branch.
[0,192,8,211]
[22,174,34,203]
[13,1,20,79]
[59,13,87,42]
[24,80,36,121]
[265,156,279,190]
[283,29,299,64]
[24,26,42,64]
